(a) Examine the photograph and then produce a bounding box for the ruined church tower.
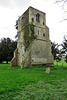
[11,6,54,67]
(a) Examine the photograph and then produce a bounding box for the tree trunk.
[6,61,8,64]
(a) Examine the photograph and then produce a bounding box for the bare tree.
[55,0,67,20]
[56,0,67,3]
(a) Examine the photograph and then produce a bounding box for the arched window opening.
[32,18,34,22]
[36,13,40,22]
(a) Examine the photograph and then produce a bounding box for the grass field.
[0,62,67,100]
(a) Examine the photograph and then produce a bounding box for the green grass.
[54,60,67,68]
[0,62,67,100]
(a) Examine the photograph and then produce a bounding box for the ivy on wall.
[23,23,37,51]
[16,9,37,51]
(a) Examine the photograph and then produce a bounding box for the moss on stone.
[23,23,37,51]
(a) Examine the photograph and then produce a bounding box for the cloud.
[0,0,31,9]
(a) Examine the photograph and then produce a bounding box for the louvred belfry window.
[36,14,40,22]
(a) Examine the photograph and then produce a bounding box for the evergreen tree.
[61,36,67,62]
[0,38,17,63]
[51,42,59,60]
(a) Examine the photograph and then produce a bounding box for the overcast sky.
[0,0,67,43]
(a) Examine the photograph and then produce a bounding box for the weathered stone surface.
[10,49,18,66]
[45,67,50,74]
[11,6,54,67]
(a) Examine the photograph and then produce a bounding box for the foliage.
[61,36,67,55]
[15,10,37,51]
[56,56,61,62]
[51,36,67,62]
[61,36,67,63]
[55,50,62,62]
[23,24,37,51]
[65,55,67,63]
[51,42,60,60]
[0,38,17,63]
[0,62,67,99]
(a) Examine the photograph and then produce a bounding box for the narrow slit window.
[43,33,45,37]
[43,22,45,25]
[32,18,34,22]
[38,30,39,35]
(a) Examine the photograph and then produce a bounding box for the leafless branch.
[64,18,67,20]
[55,0,67,21]
[56,0,67,3]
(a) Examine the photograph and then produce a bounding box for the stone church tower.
[11,6,54,67]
